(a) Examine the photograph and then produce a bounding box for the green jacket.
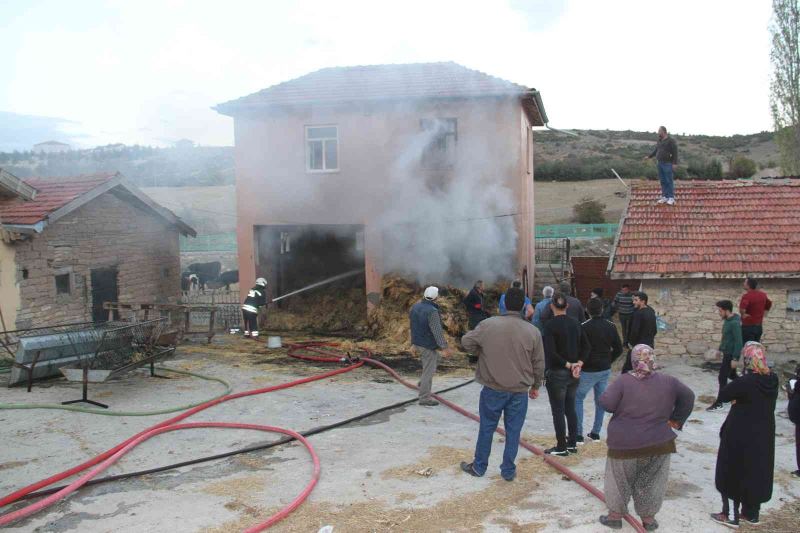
[719,314,743,359]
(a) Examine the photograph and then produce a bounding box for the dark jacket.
[581,317,623,372]
[789,378,800,425]
[649,135,678,164]
[542,315,590,371]
[409,299,446,351]
[719,314,744,359]
[241,285,268,313]
[628,305,657,348]
[540,295,585,325]
[464,288,490,329]
[715,372,779,504]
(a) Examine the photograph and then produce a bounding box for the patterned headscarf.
[741,341,770,375]
[629,344,656,379]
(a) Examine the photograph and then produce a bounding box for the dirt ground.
[534,178,636,225]
[1,335,798,532]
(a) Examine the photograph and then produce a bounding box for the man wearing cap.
[409,286,452,406]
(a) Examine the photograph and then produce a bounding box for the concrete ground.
[1,336,798,532]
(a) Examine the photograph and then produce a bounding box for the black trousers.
[242,310,258,334]
[741,324,763,343]
[545,368,579,449]
[796,423,799,471]
[622,349,632,373]
[619,313,632,346]
[715,353,738,403]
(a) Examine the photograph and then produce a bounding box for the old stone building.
[0,170,195,330]
[608,180,800,355]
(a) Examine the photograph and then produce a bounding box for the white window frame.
[305,125,339,173]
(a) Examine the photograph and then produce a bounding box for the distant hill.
[534,129,781,181]
[0,129,783,186]
[0,144,234,188]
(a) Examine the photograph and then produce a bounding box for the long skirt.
[604,454,671,517]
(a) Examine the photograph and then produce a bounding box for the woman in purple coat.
[598,344,695,531]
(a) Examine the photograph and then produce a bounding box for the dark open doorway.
[91,267,119,322]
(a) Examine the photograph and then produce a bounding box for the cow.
[218,270,239,291]
[180,271,192,294]
[187,261,222,291]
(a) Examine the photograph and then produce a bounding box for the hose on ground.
[0,367,232,416]
[21,378,476,500]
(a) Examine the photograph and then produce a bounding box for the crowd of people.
[407,276,796,530]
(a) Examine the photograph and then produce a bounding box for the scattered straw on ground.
[682,442,717,454]
[697,394,717,405]
[205,442,593,533]
[741,496,800,533]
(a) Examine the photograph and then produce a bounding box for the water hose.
[0,361,362,513]
[293,342,646,533]
[0,367,232,416]
[0,422,320,533]
[21,378,476,500]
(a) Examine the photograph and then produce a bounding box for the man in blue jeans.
[576,298,622,443]
[459,288,545,481]
[645,126,679,205]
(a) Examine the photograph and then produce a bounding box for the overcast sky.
[0,0,774,147]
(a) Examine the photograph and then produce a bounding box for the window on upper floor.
[420,118,457,170]
[306,126,339,172]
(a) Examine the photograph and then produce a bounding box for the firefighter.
[241,278,268,338]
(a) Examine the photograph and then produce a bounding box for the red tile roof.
[0,173,116,225]
[609,180,800,278]
[217,61,536,111]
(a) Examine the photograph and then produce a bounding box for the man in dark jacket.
[540,281,585,326]
[623,291,657,373]
[464,280,490,330]
[612,284,635,346]
[459,288,545,481]
[589,288,613,320]
[542,292,590,455]
[410,286,452,406]
[576,298,622,443]
[645,125,679,205]
[241,277,268,338]
[708,300,744,412]
[787,364,800,478]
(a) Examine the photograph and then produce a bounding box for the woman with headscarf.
[710,341,778,528]
[597,344,695,530]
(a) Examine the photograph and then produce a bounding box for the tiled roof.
[609,180,800,278]
[216,61,535,111]
[0,173,116,225]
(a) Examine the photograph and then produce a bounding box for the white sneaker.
[657,197,668,204]
[666,198,675,205]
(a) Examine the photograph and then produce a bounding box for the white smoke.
[377,113,519,286]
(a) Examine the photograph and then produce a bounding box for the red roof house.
[0,170,195,329]
[607,179,800,356]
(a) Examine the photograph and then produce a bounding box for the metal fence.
[180,233,237,252]
[180,289,241,331]
[535,224,618,240]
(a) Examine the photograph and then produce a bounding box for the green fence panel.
[180,233,237,252]
[535,224,618,239]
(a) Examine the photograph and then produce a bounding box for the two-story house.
[215,62,547,309]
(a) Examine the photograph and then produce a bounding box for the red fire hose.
[1,341,644,532]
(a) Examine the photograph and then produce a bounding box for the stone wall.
[12,191,181,329]
[642,278,800,357]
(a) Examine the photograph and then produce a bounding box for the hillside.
[0,144,234,188]
[533,129,781,181]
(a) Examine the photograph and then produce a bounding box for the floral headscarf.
[741,341,770,375]
[629,344,656,379]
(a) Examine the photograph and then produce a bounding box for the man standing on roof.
[739,278,772,343]
[645,126,679,205]
[241,278,268,339]
[410,286,452,406]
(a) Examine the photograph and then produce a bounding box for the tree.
[728,156,758,178]
[770,0,800,174]
[572,197,606,224]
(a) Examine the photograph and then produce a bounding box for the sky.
[0,0,775,148]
